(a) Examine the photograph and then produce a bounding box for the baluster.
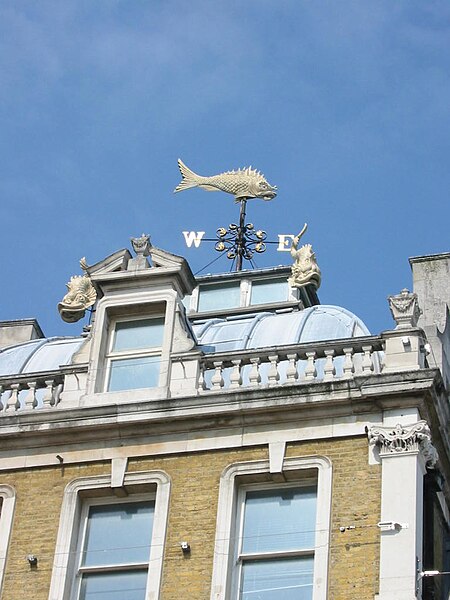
[211,362,224,390]
[198,364,207,391]
[229,360,242,389]
[362,345,374,373]
[267,355,280,385]
[323,349,336,381]
[24,381,37,410]
[42,379,55,407]
[286,353,298,382]
[304,352,317,381]
[7,384,20,411]
[342,347,355,378]
[53,383,63,407]
[249,358,261,387]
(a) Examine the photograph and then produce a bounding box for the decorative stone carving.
[128,234,151,271]
[388,288,422,329]
[57,275,97,323]
[288,223,321,289]
[131,233,151,257]
[368,420,438,467]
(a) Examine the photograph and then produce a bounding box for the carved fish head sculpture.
[246,173,277,200]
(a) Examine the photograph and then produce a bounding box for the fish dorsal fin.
[219,166,262,179]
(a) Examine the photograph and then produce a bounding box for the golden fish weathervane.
[174,159,277,201]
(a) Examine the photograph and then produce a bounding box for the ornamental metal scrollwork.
[368,420,438,467]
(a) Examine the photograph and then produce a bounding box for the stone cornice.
[0,368,441,452]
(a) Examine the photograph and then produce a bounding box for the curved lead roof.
[192,305,370,353]
[0,305,369,377]
[0,337,85,377]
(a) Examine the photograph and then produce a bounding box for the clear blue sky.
[1,1,449,338]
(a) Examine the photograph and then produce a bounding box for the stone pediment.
[82,246,187,274]
[81,249,132,275]
[149,246,187,269]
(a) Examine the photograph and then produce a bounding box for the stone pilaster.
[368,420,438,600]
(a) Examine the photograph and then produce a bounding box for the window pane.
[197,283,241,312]
[242,487,316,553]
[250,279,288,305]
[108,357,160,391]
[240,557,314,600]
[80,570,148,600]
[113,318,164,352]
[83,502,154,567]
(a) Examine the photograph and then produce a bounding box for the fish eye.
[259,182,267,188]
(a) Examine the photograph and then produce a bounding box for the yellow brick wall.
[0,436,380,600]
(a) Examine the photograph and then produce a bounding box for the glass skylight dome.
[193,305,371,354]
[0,337,85,377]
[0,306,370,378]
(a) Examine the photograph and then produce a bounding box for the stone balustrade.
[196,335,386,391]
[0,371,66,412]
[0,329,428,411]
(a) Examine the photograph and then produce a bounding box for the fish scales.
[174,159,277,201]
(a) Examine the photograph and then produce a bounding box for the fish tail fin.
[174,159,201,193]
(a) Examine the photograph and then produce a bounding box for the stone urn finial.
[388,288,422,329]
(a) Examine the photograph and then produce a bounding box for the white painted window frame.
[0,485,16,596]
[48,471,170,600]
[85,290,178,400]
[104,314,165,392]
[232,479,317,597]
[191,277,295,312]
[210,456,332,600]
[71,493,156,600]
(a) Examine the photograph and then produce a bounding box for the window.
[49,471,170,600]
[235,485,317,600]
[106,317,164,392]
[250,278,288,305]
[210,457,331,600]
[191,276,293,314]
[197,282,242,312]
[74,499,155,600]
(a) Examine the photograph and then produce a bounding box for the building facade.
[0,240,449,600]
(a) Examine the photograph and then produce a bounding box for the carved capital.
[368,420,438,467]
[388,288,422,329]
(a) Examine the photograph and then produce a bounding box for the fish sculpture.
[174,159,277,201]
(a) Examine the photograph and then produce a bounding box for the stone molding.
[48,470,170,600]
[210,456,331,600]
[0,485,16,597]
[368,420,438,467]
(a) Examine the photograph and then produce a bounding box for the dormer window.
[106,316,165,392]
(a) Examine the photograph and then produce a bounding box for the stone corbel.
[368,420,438,467]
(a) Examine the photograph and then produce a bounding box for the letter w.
[182,231,205,248]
